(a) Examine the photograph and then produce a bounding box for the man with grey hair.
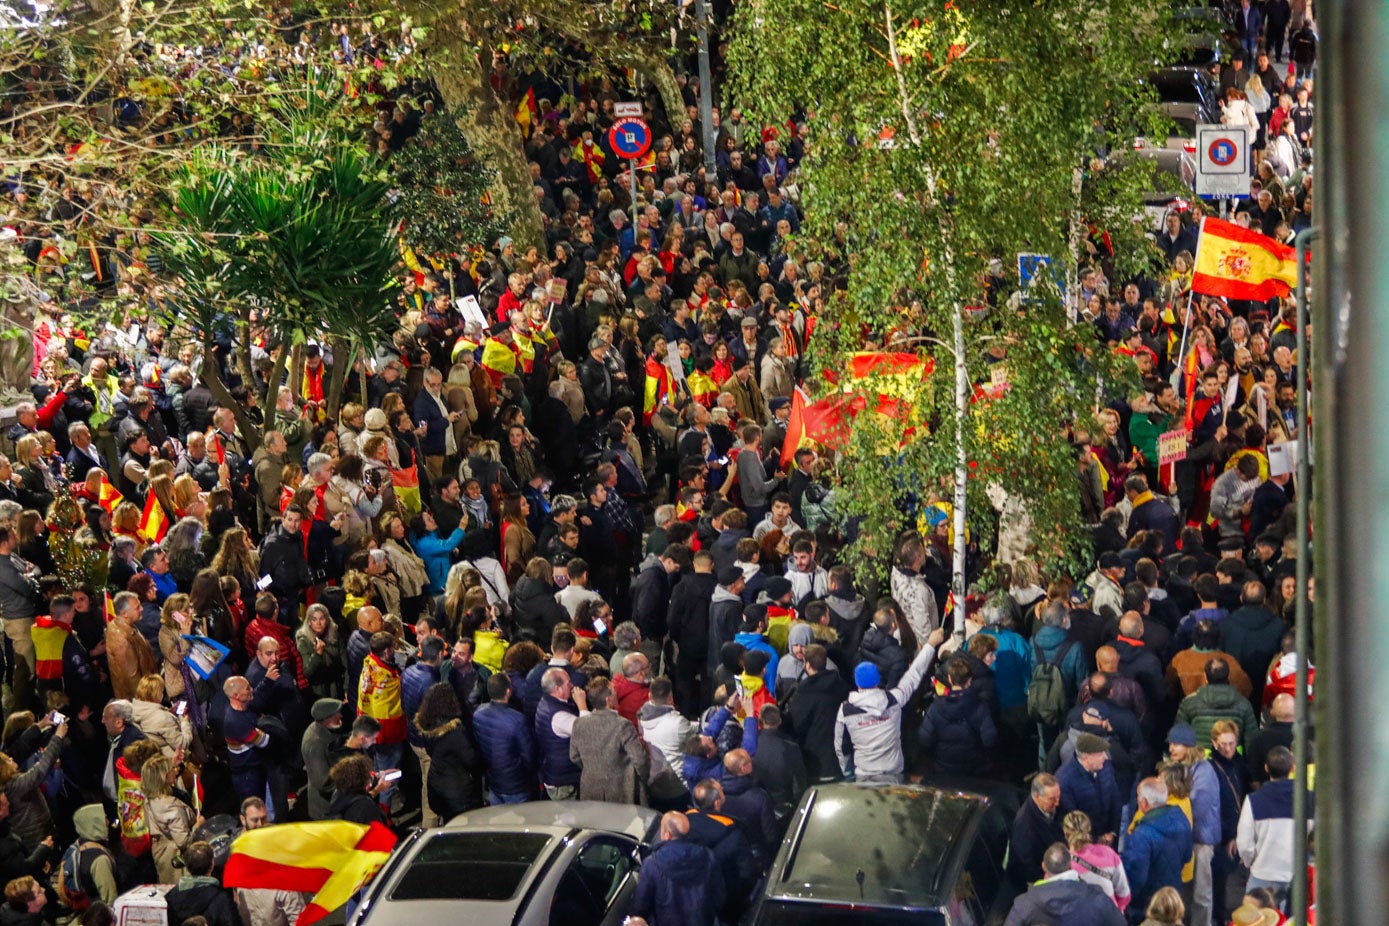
[1123,776,1192,915]
[414,368,459,479]
[65,420,106,480]
[105,589,156,702]
[579,337,615,423]
[535,666,589,800]
[1032,597,1086,715]
[101,698,145,799]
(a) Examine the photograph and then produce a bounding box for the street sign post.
[609,115,652,233]
[1195,124,1251,201]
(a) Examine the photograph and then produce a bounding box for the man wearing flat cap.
[1056,731,1122,843]
[301,698,344,820]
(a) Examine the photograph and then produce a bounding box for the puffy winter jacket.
[1002,872,1126,926]
[629,837,725,926]
[834,642,936,781]
[1056,755,1122,838]
[1175,682,1259,754]
[421,718,484,818]
[1188,757,1223,846]
[1122,804,1192,913]
[856,625,908,688]
[918,687,998,777]
[509,576,569,643]
[471,699,536,797]
[411,528,465,595]
[889,566,938,643]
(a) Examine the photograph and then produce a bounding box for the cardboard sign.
[1158,429,1189,465]
[547,277,567,304]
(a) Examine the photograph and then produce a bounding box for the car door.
[547,834,642,926]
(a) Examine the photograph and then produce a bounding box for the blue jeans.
[488,790,530,805]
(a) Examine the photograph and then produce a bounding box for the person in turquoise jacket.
[409,510,464,595]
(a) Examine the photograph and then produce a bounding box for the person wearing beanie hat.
[301,698,345,820]
[1056,731,1122,842]
[832,624,945,783]
[774,622,835,701]
[1166,722,1223,926]
[760,575,798,655]
[706,567,748,684]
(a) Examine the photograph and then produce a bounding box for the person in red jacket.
[242,591,307,691]
[612,652,651,726]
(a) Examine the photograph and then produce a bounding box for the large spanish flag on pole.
[1191,216,1297,301]
[223,821,398,926]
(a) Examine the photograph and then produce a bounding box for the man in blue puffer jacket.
[1121,777,1193,923]
[630,812,725,926]
[472,674,537,804]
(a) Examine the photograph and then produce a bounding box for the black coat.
[421,719,484,818]
[164,878,239,926]
[784,669,848,782]
[1220,606,1287,703]
[856,626,908,688]
[918,688,998,777]
[327,789,386,826]
[751,728,808,814]
[667,572,718,669]
[630,559,674,641]
[1008,797,1064,886]
[509,577,569,643]
[1005,877,1126,926]
[1111,637,1167,712]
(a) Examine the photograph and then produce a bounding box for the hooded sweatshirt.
[833,641,937,782]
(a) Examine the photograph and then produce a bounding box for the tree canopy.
[728,0,1175,584]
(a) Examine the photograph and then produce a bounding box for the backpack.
[57,842,109,912]
[1026,638,1076,725]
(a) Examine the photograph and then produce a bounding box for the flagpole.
[1174,217,1202,380]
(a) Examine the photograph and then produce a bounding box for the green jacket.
[1129,409,1176,470]
[1174,682,1259,754]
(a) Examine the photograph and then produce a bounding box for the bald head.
[1095,645,1119,673]
[1118,611,1144,639]
[723,748,753,777]
[660,811,690,842]
[622,652,650,680]
[358,607,383,634]
[1270,692,1295,722]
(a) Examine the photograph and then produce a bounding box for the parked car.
[349,802,660,926]
[746,780,1024,926]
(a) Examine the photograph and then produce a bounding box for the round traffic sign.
[1206,137,1238,167]
[609,118,652,160]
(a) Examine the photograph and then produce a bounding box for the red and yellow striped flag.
[104,592,116,624]
[138,492,169,544]
[97,477,123,514]
[223,821,397,926]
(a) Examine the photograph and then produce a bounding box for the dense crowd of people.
[0,4,1317,926]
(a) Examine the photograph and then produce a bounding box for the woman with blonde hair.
[148,473,180,525]
[131,673,192,759]
[11,435,54,513]
[171,474,203,520]
[1139,886,1185,926]
[142,754,198,885]
[1062,810,1131,912]
[159,593,194,700]
[296,603,344,700]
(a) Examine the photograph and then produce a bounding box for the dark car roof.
[766,783,991,909]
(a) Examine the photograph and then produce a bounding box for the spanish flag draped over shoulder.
[223,821,398,926]
[642,355,672,425]
[139,492,169,543]
[1191,216,1297,301]
[480,336,517,388]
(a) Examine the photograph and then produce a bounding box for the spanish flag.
[687,369,719,407]
[97,477,123,514]
[104,592,116,624]
[515,87,537,132]
[642,355,672,426]
[781,387,862,468]
[139,492,169,544]
[480,335,517,388]
[223,821,397,926]
[1191,216,1297,302]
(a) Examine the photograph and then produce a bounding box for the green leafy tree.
[389,111,511,262]
[728,0,1172,589]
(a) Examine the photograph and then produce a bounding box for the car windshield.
[389,832,552,901]
[781,788,977,906]
[756,901,947,926]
